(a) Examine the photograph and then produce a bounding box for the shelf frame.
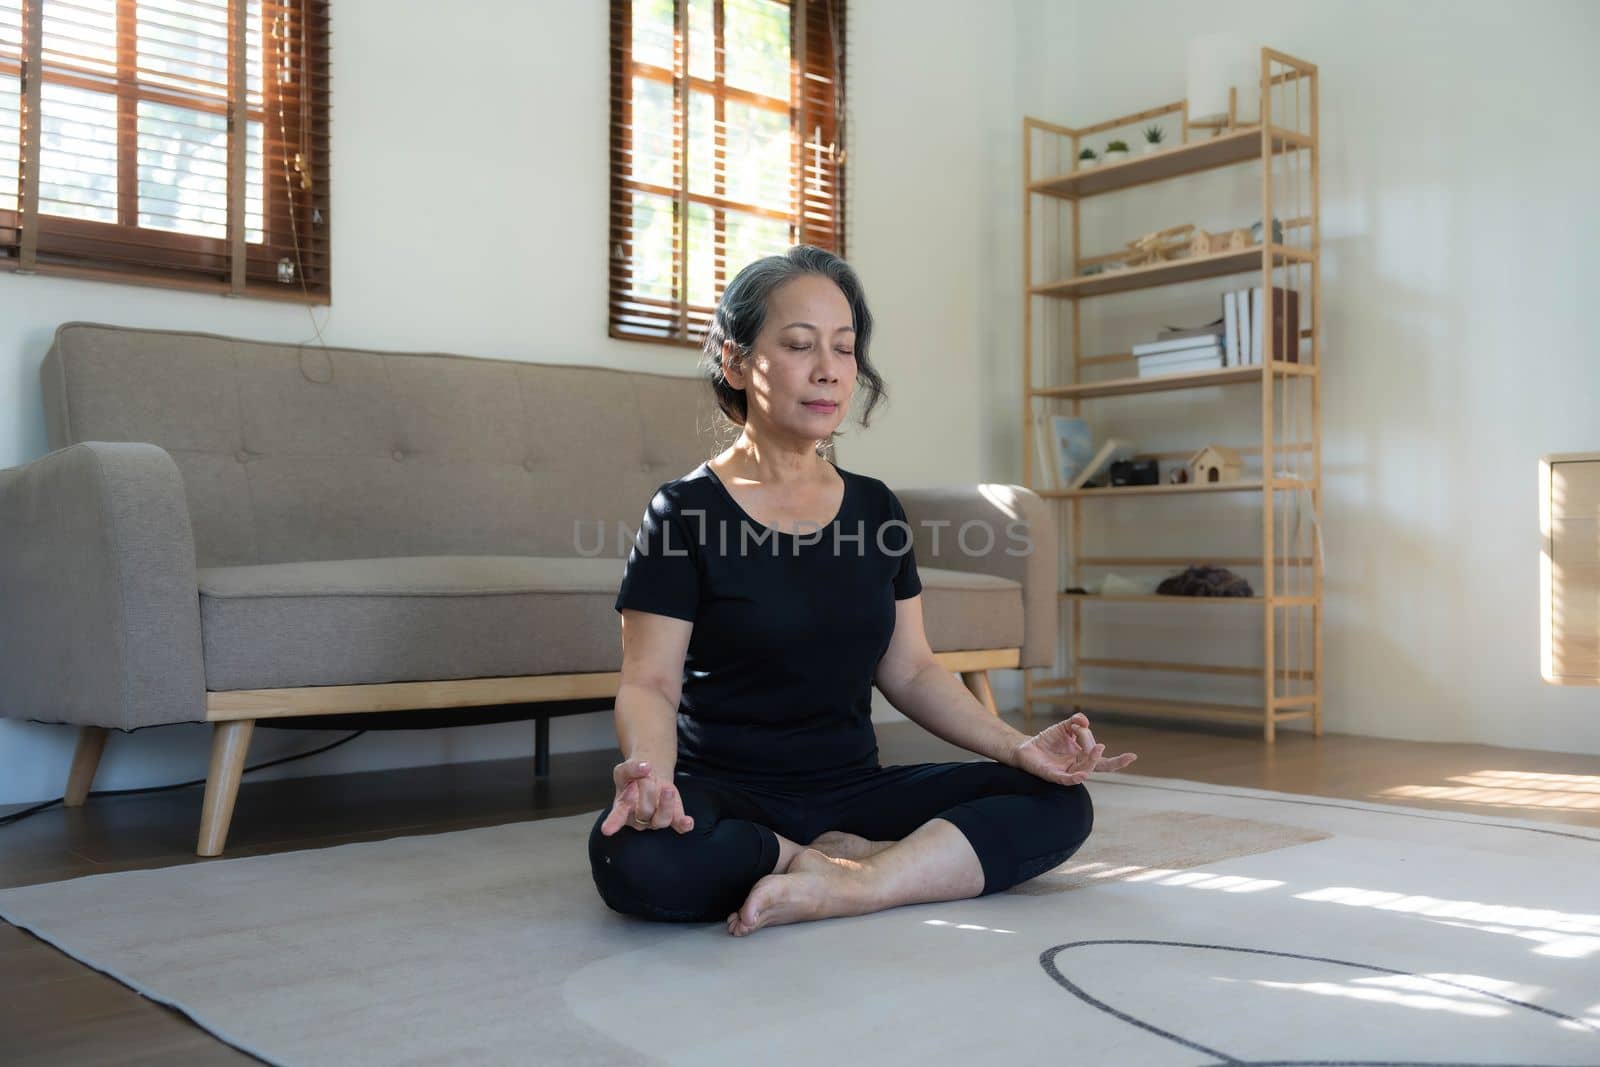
[1029,125,1312,201]
[1020,47,1323,745]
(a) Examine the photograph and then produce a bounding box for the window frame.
[608,0,847,349]
[1,0,330,304]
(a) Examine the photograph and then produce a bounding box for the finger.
[601,780,639,835]
[1097,752,1138,772]
[649,784,676,829]
[1065,713,1090,730]
[649,782,678,830]
[671,790,696,833]
[661,785,692,831]
[636,778,658,825]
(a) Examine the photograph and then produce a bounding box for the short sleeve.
[886,488,923,600]
[614,485,702,622]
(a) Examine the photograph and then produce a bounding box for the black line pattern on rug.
[1092,777,1600,845]
[1039,939,1600,1067]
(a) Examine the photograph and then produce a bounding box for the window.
[0,0,330,302]
[609,0,846,346]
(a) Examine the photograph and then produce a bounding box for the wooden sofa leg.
[198,720,255,857]
[64,726,110,807]
[961,670,999,717]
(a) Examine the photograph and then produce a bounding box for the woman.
[588,246,1136,937]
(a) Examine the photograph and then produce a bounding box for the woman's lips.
[803,401,837,412]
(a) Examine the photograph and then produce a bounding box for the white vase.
[1103,150,1128,164]
[1078,158,1099,169]
[1142,142,1162,154]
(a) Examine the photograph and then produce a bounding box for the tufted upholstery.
[40,323,720,569]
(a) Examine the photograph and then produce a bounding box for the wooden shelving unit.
[1021,48,1323,743]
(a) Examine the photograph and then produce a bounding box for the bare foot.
[726,847,877,937]
[807,830,895,861]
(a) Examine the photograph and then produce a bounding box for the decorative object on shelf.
[1103,139,1130,163]
[1030,412,1059,490]
[1109,458,1160,486]
[1142,125,1165,153]
[1250,216,1284,244]
[1186,32,1261,132]
[1078,146,1099,169]
[1188,444,1242,484]
[1122,223,1195,268]
[1157,318,1226,342]
[1188,227,1252,257]
[1049,415,1095,489]
[1157,564,1255,597]
[1169,467,1190,484]
[1069,437,1138,490]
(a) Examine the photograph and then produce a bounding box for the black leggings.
[587,760,1094,923]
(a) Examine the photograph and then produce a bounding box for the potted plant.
[1103,139,1130,163]
[1142,124,1166,153]
[1078,146,1098,169]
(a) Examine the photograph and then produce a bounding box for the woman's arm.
[615,608,693,775]
[872,594,1031,766]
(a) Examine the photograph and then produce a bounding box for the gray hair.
[699,245,886,456]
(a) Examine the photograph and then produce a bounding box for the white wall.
[4,0,1596,807]
[0,0,1019,805]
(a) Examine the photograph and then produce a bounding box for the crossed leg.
[730,817,984,937]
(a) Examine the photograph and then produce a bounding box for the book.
[1131,335,1223,358]
[1137,355,1224,378]
[1248,285,1301,364]
[1030,413,1058,490]
[1223,290,1240,367]
[1155,319,1225,343]
[1068,436,1137,490]
[1137,340,1222,366]
[1049,414,1095,489]
[1238,288,1252,365]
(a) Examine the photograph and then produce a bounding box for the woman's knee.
[1003,768,1096,853]
[587,808,751,922]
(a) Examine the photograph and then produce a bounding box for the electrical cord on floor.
[0,730,368,828]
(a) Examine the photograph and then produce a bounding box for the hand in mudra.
[599,758,695,836]
[1010,713,1136,788]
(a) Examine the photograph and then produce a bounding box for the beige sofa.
[0,322,1058,855]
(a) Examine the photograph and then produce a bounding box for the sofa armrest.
[893,484,1058,669]
[0,442,206,730]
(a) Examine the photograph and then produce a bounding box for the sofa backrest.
[40,322,725,568]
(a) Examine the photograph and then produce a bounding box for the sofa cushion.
[197,557,1024,691]
[42,322,722,569]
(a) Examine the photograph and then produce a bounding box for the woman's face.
[723,273,858,448]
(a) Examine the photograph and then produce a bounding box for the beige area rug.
[3,774,1599,1067]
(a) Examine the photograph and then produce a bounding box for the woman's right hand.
[599,757,695,836]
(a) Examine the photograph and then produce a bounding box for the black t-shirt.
[613,459,922,787]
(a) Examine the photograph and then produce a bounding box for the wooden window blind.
[609,0,847,347]
[0,0,329,303]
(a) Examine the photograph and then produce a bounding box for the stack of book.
[1133,321,1224,378]
[1130,285,1302,377]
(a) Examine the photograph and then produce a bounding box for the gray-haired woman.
[590,246,1136,936]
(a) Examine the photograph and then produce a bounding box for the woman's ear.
[721,339,745,386]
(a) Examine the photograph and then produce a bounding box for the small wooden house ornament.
[1188,444,1242,484]
[1188,227,1252,257]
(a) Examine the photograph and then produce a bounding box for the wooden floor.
[4,711,1598,1066]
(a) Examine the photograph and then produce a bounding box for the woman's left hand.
[1009,713,1137,787]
